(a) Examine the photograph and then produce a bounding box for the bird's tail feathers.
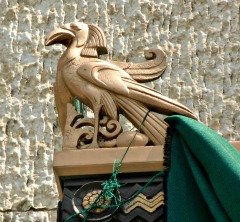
[123,78,198,120]
[115,96,168,145]
[101,91,118,120]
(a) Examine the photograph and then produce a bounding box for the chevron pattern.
[123,191,164,214]
[113,175,165,222]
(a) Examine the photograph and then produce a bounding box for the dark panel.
[58,172,165,222]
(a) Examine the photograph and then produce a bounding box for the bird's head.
[45,22,108,57]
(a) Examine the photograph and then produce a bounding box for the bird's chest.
[61,57,90,84]
[60,61,90,101]
[55,70,72,104]
[61,63,79,84]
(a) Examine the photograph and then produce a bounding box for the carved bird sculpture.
[46,22,197,148]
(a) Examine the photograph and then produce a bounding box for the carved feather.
[109,48,167,83]
[77,60,195,118]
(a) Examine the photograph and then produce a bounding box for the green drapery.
[165,116,240,222]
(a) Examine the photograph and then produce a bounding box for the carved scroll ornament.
[45,22,197,149]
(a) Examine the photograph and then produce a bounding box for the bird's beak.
[45,27,75,47]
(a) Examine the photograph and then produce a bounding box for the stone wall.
[0,0,239,221]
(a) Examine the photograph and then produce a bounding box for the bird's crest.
[81,24,108,58]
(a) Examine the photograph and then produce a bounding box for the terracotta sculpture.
[45,22,197,149]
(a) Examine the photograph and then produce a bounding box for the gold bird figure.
[45,22,197,148]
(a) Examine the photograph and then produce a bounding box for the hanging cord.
[66,110,168,222]
[101,110,151,202]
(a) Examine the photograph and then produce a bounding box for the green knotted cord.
[65,110,168,222]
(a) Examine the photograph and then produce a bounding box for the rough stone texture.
[0,0,239,221]
[0,211,56,222]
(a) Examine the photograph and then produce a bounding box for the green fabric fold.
[165,115,240,222]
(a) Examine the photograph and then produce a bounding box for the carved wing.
[109,48,167,83]
[78,61,131,96]
[77,60,197,119]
